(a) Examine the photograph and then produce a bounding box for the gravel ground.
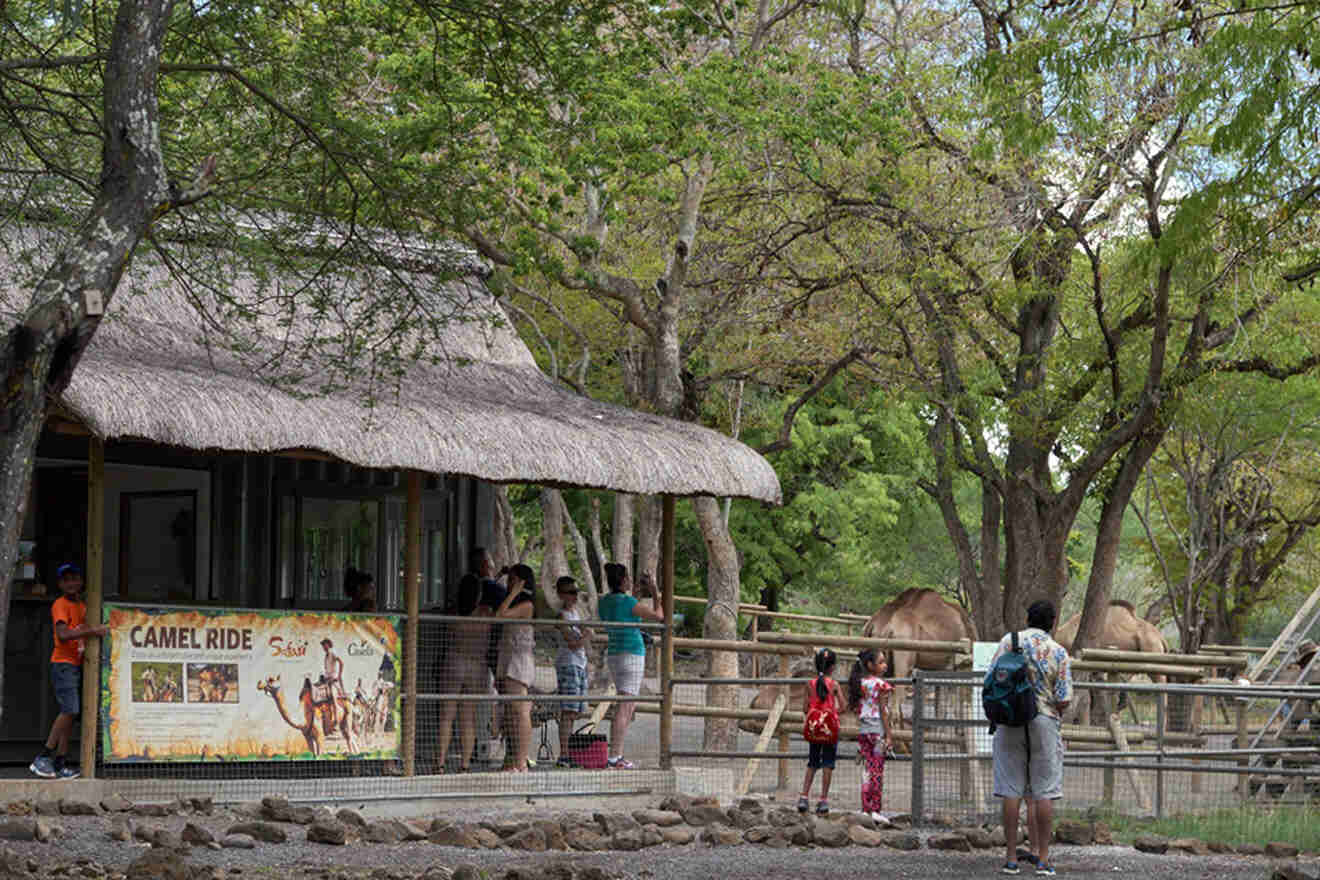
[2,805,1316,880]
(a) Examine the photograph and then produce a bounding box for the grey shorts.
[52,662,81,716]
[556,664,588,714]
[992,714,1063,800]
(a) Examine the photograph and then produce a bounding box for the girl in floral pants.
[847,648,893,818]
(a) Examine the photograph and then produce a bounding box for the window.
[119,490,197,602]
[277,492,380,606]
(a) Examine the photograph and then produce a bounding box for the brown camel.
[257,674,358,756]
[1055,599,1168,655]
[743,589,973,741]
[1056,599,1170,722]
[860,588,978,680]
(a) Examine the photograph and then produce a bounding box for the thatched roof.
[3,238,782,503]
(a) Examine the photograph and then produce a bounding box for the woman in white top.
[495,564,536,772]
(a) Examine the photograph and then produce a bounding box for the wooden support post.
[750,614,759,680]
[777,652,791,791]
[1107,712,1150,814]
[401,471,421,777]
[1191,694,1203,793]
[737,693,786,797]
[659,496,675,770]
[1236,700,1249,803]
[79,437,105,779]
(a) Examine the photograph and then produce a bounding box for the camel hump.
[1108,599,1136,613]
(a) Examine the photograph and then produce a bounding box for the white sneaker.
[870,812,891,827]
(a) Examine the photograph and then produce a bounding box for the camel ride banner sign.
[100,604,402,762]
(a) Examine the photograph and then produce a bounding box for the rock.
[681,805,729,827]
[1236,842,1265,856]
[639,826,664,848]
[232,802,264,819]
[288,807,320,825]
[336,809,368,828]
[33,819,59,843]
[101,795,134,813]
[181,824,215,847]
[1053,820,1094,846]
[880,830,921,851]
[150,829,185,850]
[841,812,876,830]
[812,819,850,848]
[1133,834,1168,854]
[108,817,134,842]
[699,824,743,846]
[224,822,287,844]
[887,812,913,828]
[1169,837,1211,856]
[988,827,1007,847]
[535,820,566,850]
[660,826,695,845]
[260,797,294,823]
[363,820,413,844]
[0,819,36,841]
[594,813,640,836]
[657,795,694,813]
[506,827,547,852]
[766,807,802,828]
[187,798,214,816]
[419,869,453,880]
[611,828,646,851]
[848,825,887,847]
[928,811,957,827]
[126,849,190,880]
[451,867,482,880]
[132,803,177,819]
[34,800,60,816]
[632,809,683,828]
[307,822,348,845]
[737,798,765,814]
[484,820,528,838]
[0,847,26,876]
[1207,840,1234,854]
[564,827,611,851]
[4,802,33,817]
[135,824,162,843]
[219,835,256,850]
[58,799,98,817]
[1093,823,1114,846]
[1266,842,1302,859]
[743,826,778,844]
[959,827,995,849]
[1271,863,1316,880]
[428,823,482,849]
[473,827,501,848]
[928,832,971,852]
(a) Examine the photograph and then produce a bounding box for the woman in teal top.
[598,562,661,769]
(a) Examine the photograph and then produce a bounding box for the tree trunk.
[587,496,607,598]
[636,495,661,586]
[611,493,634,569]
[539,488,569,607]
[561,494,599,618]
[0,0,178,729]
[491,485,517,570]
[694,495,741,750]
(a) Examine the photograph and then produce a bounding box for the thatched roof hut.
[4,241,782,503]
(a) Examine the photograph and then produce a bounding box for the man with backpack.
[986,599,1072,876]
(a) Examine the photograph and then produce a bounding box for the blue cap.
[55,563,82,579]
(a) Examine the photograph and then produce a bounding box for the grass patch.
[1065,806,1320,851]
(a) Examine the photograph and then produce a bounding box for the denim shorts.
[52,662,81,716]
[556,663,588,714]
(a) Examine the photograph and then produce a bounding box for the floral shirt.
[858,676,893,735]
[990,627,1073,719]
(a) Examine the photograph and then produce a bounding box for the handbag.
[565,723,609,769]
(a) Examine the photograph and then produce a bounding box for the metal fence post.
[1155,690,1165,818]
[402,471,421,777]
[659,496,675,770]
[911,670,925,826]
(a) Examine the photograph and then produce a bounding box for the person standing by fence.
[990,599,1072,877]
[495,564,536,772]
[848,648,893,824]
[599,562,662,769]
[554,576,589,767]
[798,648,841,815]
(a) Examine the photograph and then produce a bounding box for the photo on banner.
[100,604,402,762]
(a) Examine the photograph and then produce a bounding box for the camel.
[1055,599,1168,655]
[196,665,231,702]
[159,675,179,702]
[860,588,978,680]
[743,589,973,743]
[1056,599,1169,723]
[256,674,357,756]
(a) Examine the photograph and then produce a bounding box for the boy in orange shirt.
[30,563,108,779]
